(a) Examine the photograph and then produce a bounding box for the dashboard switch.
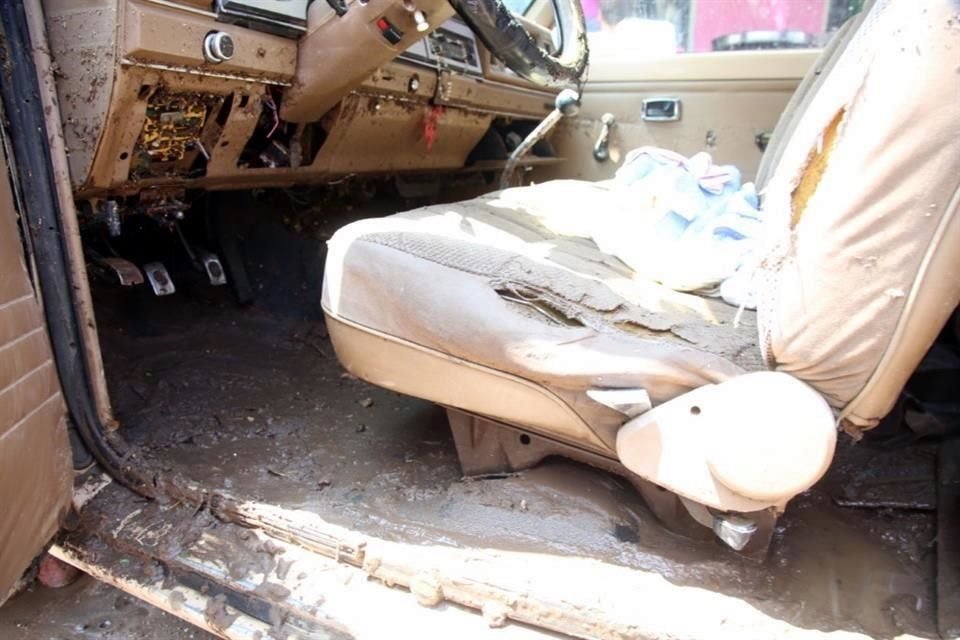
[203,31,235,63]
[375,17,403,45]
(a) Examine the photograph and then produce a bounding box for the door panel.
[0,149,73,602]
[538,50,818,184]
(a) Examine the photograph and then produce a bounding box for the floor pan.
[93,295,940,639]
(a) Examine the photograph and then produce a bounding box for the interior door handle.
[642,97,681,122]
[593,113,616,162]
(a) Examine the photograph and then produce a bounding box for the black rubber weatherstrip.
[0,2,155,497]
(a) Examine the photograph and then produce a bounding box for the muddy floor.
[93,282,941,639]
[0,575,216,640]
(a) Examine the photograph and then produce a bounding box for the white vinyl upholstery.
[323,180,761,451]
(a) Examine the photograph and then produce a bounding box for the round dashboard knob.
[203,32,235,64]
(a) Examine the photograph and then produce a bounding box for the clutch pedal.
[90,255,144,286]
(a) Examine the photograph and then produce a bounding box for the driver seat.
[322,0,960,531]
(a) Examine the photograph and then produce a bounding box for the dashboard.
[402,19,483,76]
[41,0,559,201]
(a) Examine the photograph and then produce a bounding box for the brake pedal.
[198,251,227,286]
[142,262,176,296]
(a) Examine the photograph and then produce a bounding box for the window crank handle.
[593,113,616,162]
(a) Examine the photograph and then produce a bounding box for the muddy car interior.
[1,0,960,637]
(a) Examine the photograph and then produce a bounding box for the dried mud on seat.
[94,293,938,639]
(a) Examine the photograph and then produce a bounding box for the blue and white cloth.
[591,147,763,307]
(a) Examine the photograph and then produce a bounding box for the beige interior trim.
[582,78,802,93]
[536,76,804,185]
[323,308,614,455]
[587,50,819,83]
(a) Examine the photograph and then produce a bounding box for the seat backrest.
[755,0,960,434]
[754,7,867,191]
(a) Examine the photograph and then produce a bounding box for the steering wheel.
[448,0,588,88]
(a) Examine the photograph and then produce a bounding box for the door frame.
[0,2,153,495]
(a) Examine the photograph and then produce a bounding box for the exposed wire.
[263,89,280,139]
[195,139,210,160]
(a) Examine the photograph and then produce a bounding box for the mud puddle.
[96,293,939,639]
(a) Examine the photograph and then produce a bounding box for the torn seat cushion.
[323,180,763,452]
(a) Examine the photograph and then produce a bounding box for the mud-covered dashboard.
[41,0,559,201]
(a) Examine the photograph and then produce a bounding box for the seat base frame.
[446,408,776,558]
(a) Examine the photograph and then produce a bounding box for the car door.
[537,0,861,184]
[0,144,73,603]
